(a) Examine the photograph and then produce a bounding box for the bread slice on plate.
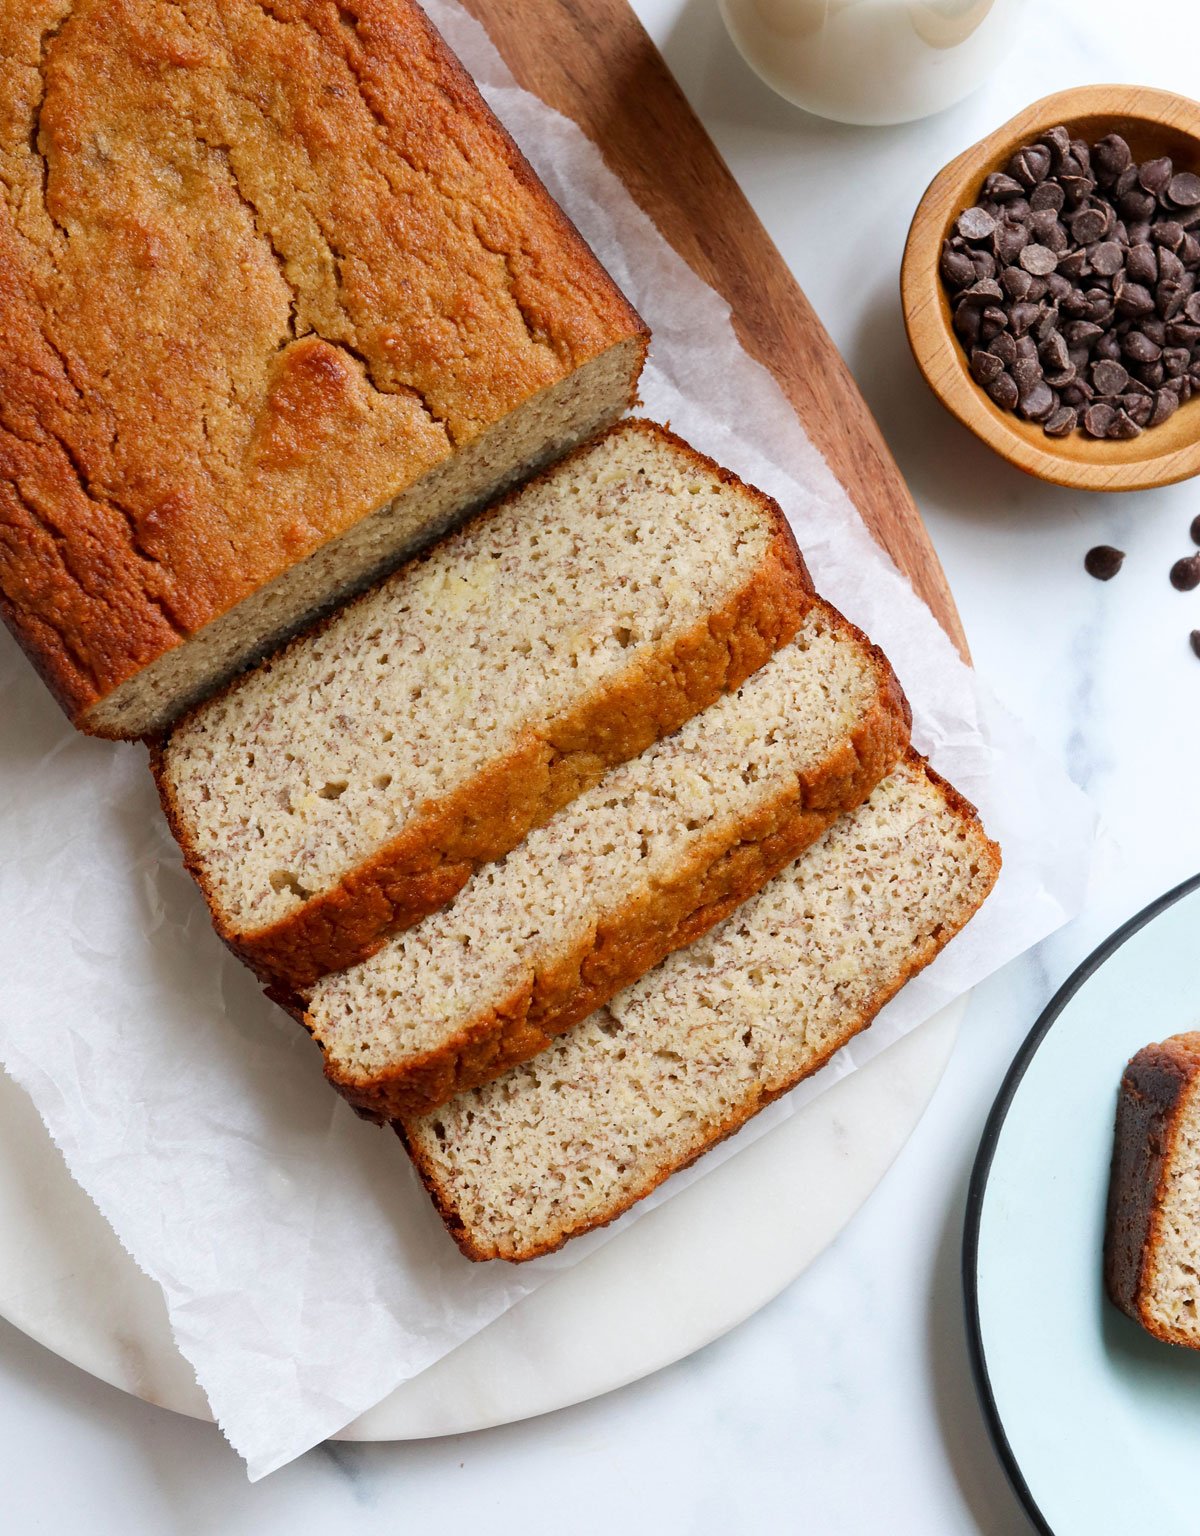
[154,422,813,987]
[1106,1033,1200,1348]
[302,600,912,1120]
[398,754,1000,1261]
[1,0,646,737]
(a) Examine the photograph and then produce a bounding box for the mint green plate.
[966,876,1200,1536]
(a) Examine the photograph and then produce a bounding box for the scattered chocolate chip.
[1191,629,1200,659]
[1084,544,1125,580]
[1170,554,1200,591]
[1190,513,1200,546]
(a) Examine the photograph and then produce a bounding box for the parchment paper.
[0,0,1093,1479]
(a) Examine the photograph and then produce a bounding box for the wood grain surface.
[903,84,1200,493]
[460,0,968,657]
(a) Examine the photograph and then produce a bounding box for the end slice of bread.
[154,421,812,987]
[304,601,911,1120]
[1106,1033,1200,1348]
[398,754,1000,1261]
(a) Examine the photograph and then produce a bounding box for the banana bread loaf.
[1106,1032,1200,1348]
[154,421,812,987]
[0,0,646,737]
[400,754,1000,1261]
[303,602,911,1120]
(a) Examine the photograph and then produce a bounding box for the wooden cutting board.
[463,0,968,659]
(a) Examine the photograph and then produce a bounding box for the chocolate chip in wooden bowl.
[1170,171,1200,207]
[939,122,1200,443]
[1170,553,1200,591]
[958,206,997,240]
[1084,545,1125,580]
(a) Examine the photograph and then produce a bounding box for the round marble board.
[0,1000,960,1439]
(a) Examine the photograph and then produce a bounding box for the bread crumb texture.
[0,1,643,733]
[307,599,912,1117]
[160,421,802,959]
[402,756,999,1261]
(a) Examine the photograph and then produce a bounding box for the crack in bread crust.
[0,0,646,733]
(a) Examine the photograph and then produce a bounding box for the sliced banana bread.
[1106,1033,1200,1348]
[399,754,1000,1261]
[154,422,812,988]
[304,602,911,1120]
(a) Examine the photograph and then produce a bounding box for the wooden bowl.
[902,85,1200,492]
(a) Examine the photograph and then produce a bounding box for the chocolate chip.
[1044,405,1078,436]
[1158,246,1186,284]
[1093,134,1132,183]
[1149,385,1181,426]
[1010,145,1051,187]
[1085,544,1125,578]
[1140,157,1174,196]
[941,245,977,287]
[1018,380,1056,421]
[1085,239,1123,276]
[1001,264,1033,299]
[983,172,1026,201]
[1092,358,1130,395]
[958,207,997,241]
[986,371,1018,410]
[1171,172,1200,207]
[970,347,1004,384]
[1020,243,1058,275]
[1122,330,1162,363]
[1070,207,1107,245]
[1190,630,1200,659]
[1170,554,1200,591]
[1190,513,1200,547]
[1107,409,1142,439]
[1082,402,1118,436]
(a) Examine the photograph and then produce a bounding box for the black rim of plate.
[962,871,1200,1536]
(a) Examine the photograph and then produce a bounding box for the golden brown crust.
[397,749,1002,1261]
[0,0,646,735]
[318,603,912,1120]
[1105,1032,1200,1346]
[154,419,814,989]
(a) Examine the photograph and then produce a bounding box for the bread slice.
[398,754,1000,1261]
[1,0,646,738]
[303,602,911,1120]
[1106,1033,1200,1348]
[154,422,813,988]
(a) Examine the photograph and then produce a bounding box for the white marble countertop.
[4,2,1199,1530]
